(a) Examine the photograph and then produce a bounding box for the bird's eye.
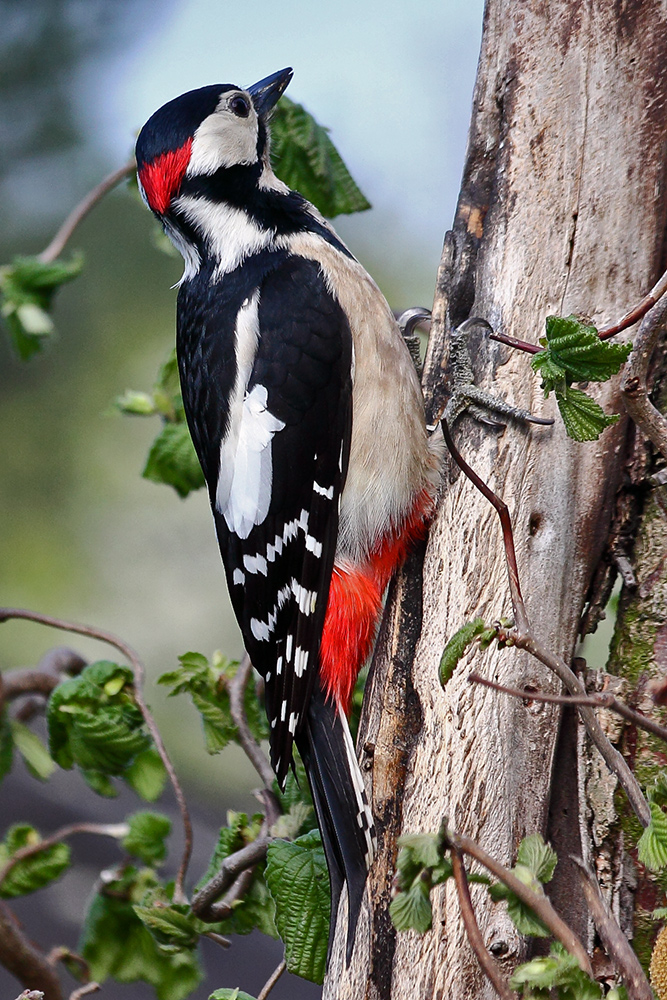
[229,94,250,118]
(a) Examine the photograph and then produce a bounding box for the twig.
[191,834,272,920]
[0,822,129,889]
[621,295,667,460]
[488,331,541,355]
[39,162,135,264]
[0,900,64,999]
[501,626,650,826]
[572,857,653,999]
[442,422,651,828]
[0,607,193,902]
[450,848,516,999]
[202,931,231,949]
[68,986,100,1000]
[444,829,593,977]
[229,654,278,792]
[442,419,528,634]
[599,264,667,340]
[468,672,667,744]
[257,960,286,1000]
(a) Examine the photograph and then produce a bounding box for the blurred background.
[0,0,484,996]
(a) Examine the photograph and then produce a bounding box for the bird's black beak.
[248,67,293,116]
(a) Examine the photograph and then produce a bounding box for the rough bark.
[325,1,667,997]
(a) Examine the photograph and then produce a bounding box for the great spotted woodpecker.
[136,68,442,958]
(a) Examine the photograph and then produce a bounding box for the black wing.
[212,255,352,787]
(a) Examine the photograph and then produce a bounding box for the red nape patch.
[320,488,435,713]
[138,138,192,215]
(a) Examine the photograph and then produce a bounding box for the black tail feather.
[296,684,375,964]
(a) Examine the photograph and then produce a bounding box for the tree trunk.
[324,1,667,997]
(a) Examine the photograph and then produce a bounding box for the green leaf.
[142,422,205,498]
[439,618,492,686]
[638,798,667,870]
[0,253,84,359]
[123,812,172,866]
[209,991,257,1000]
[114,390,158,416]
[265,830,330,984]
[0,824,71,898]
[271,97,371,217]
[159,652,267,754]
[489,865,550,937]
[389,874,433,934]
[531,314,631,442]
[554,384,620,442]
[124,745,168,802]
[516,833,557,884]
[9,719,55,780]
[134,890,200,950]
[510,942,602,999]
[47,660,152,793]
[81,866,202,1000]
[533,315,632,386]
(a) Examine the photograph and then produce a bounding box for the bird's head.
[135,67,293,217]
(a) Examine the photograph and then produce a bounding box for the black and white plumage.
[136,68,441,961]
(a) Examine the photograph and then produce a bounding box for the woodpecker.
[136,68,442,959]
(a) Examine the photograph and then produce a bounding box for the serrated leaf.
[638,799,667,870]
[0,253,84,359]
[47,660,152,793]
[516,833,557,884]
[81,867,202,1000]
[9,719,55,780]
[271,97,371,217]
[489,863,550,937]
[265,830,329,984]
[537,315,632,384]
[397,832,443,871]
[134,894,199,950]
[389,876,433,934]
[555,385,620,442]
[439,618,490,686]
[142,422,205,498]
[0,825,70,898]
[123,812,171,865]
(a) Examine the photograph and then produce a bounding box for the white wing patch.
[220,384,285,538]
[215,290,286,538]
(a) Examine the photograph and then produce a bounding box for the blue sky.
[96,0,485,303]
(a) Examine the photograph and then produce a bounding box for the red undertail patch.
[138,138,192,215]
[320,488,434,713]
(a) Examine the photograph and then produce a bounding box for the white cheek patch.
[188,105,258,174]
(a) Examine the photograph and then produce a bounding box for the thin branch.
[68,986,100,1000]
[468,672,667,743]
[502,626,650,826]
[0,822,129,889]
[450,848,516,1000]
[599,264,667,340]
[442,419,529,634]
[488,331,541,355]
[0,900,64,999]
[445,829,593,977]
[39,162,135,264]
[571,857,653,1000]
[229,654,278,792]
[442,424,651,828]
[191,834,272,920]
[0,607,193,902]
[257,960,287,1000]
[621,295,667,460]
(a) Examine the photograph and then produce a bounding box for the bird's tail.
[296,683,376,964]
